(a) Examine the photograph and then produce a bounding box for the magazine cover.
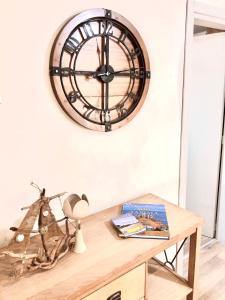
[112,213,146,237]
[121,203,170,239]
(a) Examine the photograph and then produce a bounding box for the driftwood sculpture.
[0,183,80,278]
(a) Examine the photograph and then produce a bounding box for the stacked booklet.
[112,203,170,240]
[112,213,146,237]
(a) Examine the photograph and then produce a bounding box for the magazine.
[112,213,146,237]
[121,203,170,240]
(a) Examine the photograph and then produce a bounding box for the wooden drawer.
[83,263,145,300]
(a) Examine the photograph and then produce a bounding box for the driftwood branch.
[0,187,78,278]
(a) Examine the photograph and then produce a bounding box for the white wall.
[0,0,186,245]
[197,0,225,8]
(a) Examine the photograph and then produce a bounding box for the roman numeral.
[102,21,113,35]
[83,105,95,118]
[68,91,80,103]
[64,37,80,54]
[118,30,128,43]
[130,47,141,59]
[117,105,128,117]
[128,92,139,102]
[79,22,95,40]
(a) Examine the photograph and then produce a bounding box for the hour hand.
[73,70,97,77]
[112,68,138,75]
[50,67,97,77]
[112,68,151,79]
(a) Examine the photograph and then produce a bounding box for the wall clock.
[50,8,150,132]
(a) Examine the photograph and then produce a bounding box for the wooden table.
[0,194,203,300]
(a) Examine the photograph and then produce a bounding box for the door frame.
[179,0,225,242]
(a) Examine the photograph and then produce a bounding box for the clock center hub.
[97,65,115,83]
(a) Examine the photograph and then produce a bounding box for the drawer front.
[83,263,145,300]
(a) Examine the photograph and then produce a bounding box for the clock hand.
[50,67,97,77]
[96,38,101,67]
[105,33,110,111]
[73,70,97,76]
[112,68,138,74]
[95,68,140,77]
[105,33,110,73]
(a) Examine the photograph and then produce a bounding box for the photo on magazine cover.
[121,203,170,239]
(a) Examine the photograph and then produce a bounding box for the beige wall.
[0,0,186,244]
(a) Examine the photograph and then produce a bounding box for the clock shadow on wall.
[49,8,151,132]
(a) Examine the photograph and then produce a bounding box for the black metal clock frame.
[50,8,150,132]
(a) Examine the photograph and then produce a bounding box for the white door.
[186,33,225,237]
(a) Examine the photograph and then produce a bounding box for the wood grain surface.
[0,193,203,300]
[147,258,192,300]
[183,240,225,300]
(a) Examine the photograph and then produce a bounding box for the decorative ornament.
[63,194,89,254]
[0,183,89,278]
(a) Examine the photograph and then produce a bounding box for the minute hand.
[105,34,110,112]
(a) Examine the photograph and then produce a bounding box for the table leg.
[187,226,202,300]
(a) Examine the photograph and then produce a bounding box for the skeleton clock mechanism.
[50,8,151,132]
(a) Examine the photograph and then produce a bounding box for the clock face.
[50,8,150,132]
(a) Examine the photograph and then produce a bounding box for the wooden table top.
[0,193,203,300]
